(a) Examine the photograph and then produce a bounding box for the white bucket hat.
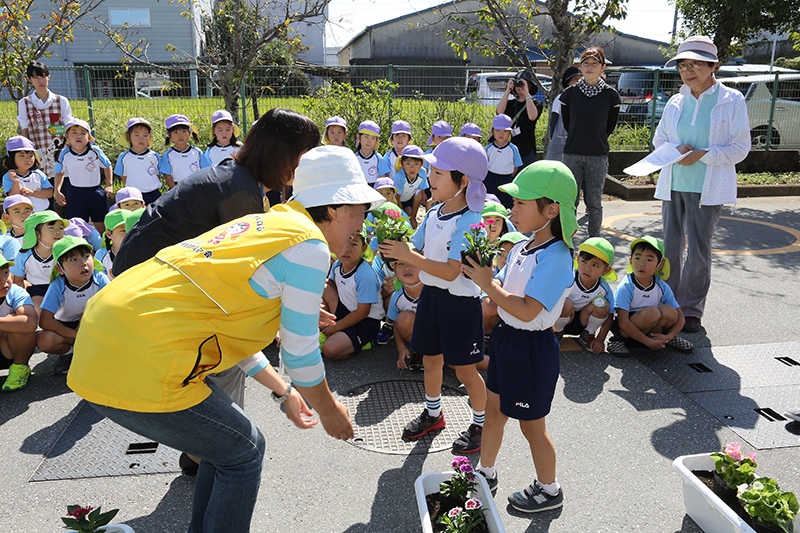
[291,146,386,211]
[665,35,719,68]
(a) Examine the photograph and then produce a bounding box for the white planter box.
[67,525,134,533]
[673,453,755,533]
[415,471,505,533]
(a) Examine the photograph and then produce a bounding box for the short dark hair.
[26,62,49,78]
[58,244,93,266]
[449,169,465,187]
[235,108,320,191]
[165,125,199,146]
[306,204,343,223]
[631,241,662,262]
[3,151,40,173]
[535,198,562,241]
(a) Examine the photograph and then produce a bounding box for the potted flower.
[366,206,412,262]
[437,498,487,533]
[61,505,135,533]
[738,477,799,533]
[461,222,498,272]
[712,442,758,507]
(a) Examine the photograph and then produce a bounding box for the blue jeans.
[90,383,265,533]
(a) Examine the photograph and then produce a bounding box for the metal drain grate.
[30,401,181,481]
[337,380,473,455]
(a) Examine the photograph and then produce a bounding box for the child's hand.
[20,187,34,196]
[104,185,114,197]
[590,337,605,354]
[378,240,412,262]
[647,334,668,350]
[55,191,67,206]
[461,255,493,289]
[8,170,18,181]
[396,347,410,370]
[318,305,336,328]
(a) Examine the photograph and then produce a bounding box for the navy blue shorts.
[333,301,381,354]
[611,314,649,348]
[65,184,107,225]
[141,189,162,205]
[27,284,49,298]
[487,320,560,420]
[484,171,514,208]
[410,285,483,365]
[563,313,585,335]
[401,197,415,210]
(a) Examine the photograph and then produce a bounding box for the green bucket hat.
[104,209,130,232]
[22,210,70,250]
[481,200,509,219]
[626,235,670,280]
[498,160,578,248]
[577,237,617,282]
[125,207,145,233]
[50,235,103,281]
[496,231,527,246]
[0,252,14,269]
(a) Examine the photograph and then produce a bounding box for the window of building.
[108,8,151,27]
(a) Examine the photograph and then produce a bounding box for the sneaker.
[318,332,328,345]
[682,316,702,333]
[451,423,482,454]
[51,354,73,375]
[576,330,595,352]
[667,336,694,353]
[179,452,199,476]
[402,409,445,439]
[785,408,800,423]
[376,324,394,345]
[408,351,424,371]
[606,337,630,356]
[479,469,498,494]
[2,363,31,392]
[508,480,564,513]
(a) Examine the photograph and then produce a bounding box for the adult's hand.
[317,401,354,441]
[677,149,708,166]
[283,389,318,430]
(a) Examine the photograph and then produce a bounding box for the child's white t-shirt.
[10,248,53,285]
[114,149,162,193]
[159,146,212,183]
[485,141,523,175]
[95,247,115,277]
[566,270,615,312]
[205,144,241,166]
[327,258,385,321]
[55,146,112,188]
[387,287,419,321]
[614,274,679,313]
[393,168,429,203]
[41,271,110,322]
[355,150,389,184]
[2,170,53,212]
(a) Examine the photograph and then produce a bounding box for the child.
[205,110,242,166]
[355,121,389,184]
[54,118,113,233]
[323,116,349,148]
[608,236,694,355]
[554,237,617,354]
[2,135,53,212]
[160,114,211,188]
[113,186,146,211]
[481,200,516,242]
[2,195,34,249]
[115,117,162,205]
[379,137,489,454]
[383,120,413,181]
[426,120,453,152]
[38,235,110,375]
[10,210,68,314]
[485,114,523,208]
[0,252,38,392]
[463,160,578,513]
[64,217,103,252]
[481,231,526,347]
[460,122,483,142]
[390,256,424,371]
[392,145,428,227]
[320,229,385,360]
[373,177,398,205]
[95,209,130,279]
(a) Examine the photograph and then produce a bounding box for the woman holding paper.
[653,35,750,332]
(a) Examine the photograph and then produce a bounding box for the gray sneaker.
[666,336,694,353]
[786,408,800,423]
[51,354,73,375]
[478,469,498,494]
[508,480,563,513]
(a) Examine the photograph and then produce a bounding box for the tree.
[675,0,800,65]
[0,0,105,101]
[443,0,628,102]
[90,0,330,121]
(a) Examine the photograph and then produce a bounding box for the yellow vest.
[68,202,327,412]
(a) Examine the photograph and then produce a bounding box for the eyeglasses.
[676,61,705,72]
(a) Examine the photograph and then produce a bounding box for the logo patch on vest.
[207,222,250,245]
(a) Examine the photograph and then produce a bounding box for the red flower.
[384,209,403,219]
[68,506,93,519]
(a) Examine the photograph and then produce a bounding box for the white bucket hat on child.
[291,146,386,211]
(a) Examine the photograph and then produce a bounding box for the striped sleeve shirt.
[247,239,329,387]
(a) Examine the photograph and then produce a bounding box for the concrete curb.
[605,175,800,201]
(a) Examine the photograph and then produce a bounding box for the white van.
[465,72,552,106]
[718,73,800,149]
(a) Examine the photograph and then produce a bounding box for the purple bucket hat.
[3,194,35,212]
[358,120,380,136]
[165,114,191,130]
[374,177,396,190]
[115,186,145,207]
[422,137,488,212]
[390,120,412,136]
[460,123,482,137]
[401,145,425,159]
[6,136,36,153]
[211,110,234,125]
[492,114,513,131]
[427,120,453,146]
[126,117,151,131]
[63,217,95,238]
[325,116,348,131]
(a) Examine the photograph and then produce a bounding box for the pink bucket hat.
[421,137,487,212]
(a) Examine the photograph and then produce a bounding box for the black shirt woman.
[496,70,544,168]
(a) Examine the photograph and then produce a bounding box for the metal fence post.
[82,65,95,131]
[190,68,198,98]
[387,64,394,123]
[648,69,661,148]
[765,72,779,151]
[240,80,248,136]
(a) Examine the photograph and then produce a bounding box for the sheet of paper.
[623,144,691,176]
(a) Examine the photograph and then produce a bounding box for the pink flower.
[747,452,757,462]
[448,507,463,518]
[460,463,474,474]
[384,209,403,219]
[465,498,482,510]
[67,506,93,519]
[725,442,743,461]
[469,222,487,230]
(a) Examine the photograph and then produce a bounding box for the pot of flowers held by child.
[365,205,412,263]
[460,222,499,278]
[415,456,505,533]
[61,504,135,533]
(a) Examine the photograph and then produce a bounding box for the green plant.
[737,477,799,533]
[61,505,119,533]
[366,206,412,244]
[712,442,758,490]
[462,221,498,267]
[440,456,479,501]
[437,498,486,533]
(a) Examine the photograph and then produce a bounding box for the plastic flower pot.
[415,471,505,533]
[66,525,135,533]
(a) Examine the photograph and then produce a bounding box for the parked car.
[464,71,552,107]
[717,73,800,149]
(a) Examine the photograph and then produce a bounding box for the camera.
[514,79,525,87]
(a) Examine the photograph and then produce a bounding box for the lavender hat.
[358,120,380,136]
[165,114,191,130]
[126,117,151,131]
[65,118,94,142]
[115,186,144,207]
[211,110,234,125]
[374,177,396,190]
[325,116,348,131]
[665,35,719,68]
[390,120,412,136]
[422,137,488,212]
[3,194,34,212]
[394,144,426,171]
[6,136,36,153]
[492,114,513,131]
[63,217,95,238]
[427,120,453,146]
[460,123,482,137]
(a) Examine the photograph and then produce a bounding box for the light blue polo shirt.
[672,84,719,193]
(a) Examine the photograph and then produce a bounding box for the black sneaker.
[479,469,498,494]
[451,423,482,454]
[402,409,445,439]
[508,480,564,513]
[606,337,630,356]
[666,336,694,353]
[376,323,394,345]
[408,352,424,371]
[51,354,73,375]
[179,452,199,476]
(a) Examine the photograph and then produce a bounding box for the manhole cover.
[337,380,472,455]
